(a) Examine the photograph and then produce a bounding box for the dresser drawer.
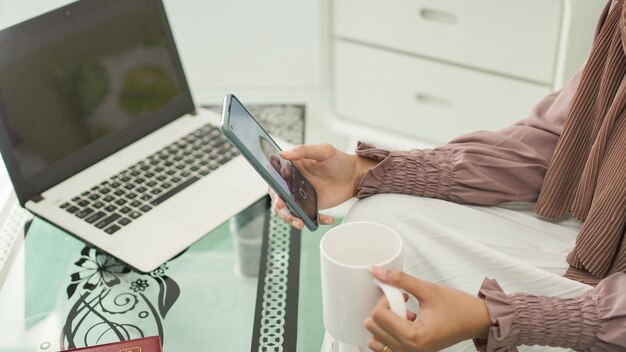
[332,41,552,144]
[333,0,562,84]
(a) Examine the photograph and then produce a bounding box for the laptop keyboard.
[59,124,239,235]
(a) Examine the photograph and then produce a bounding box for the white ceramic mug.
[320,221,405,348]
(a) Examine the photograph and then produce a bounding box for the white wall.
[161,0,323,102]
[162,0,339,145]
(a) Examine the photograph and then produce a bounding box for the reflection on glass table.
[0,195,340,352]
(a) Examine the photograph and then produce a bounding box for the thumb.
[370,267,431,302]
[279,143,335,162]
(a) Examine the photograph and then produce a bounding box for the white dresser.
[330,0,606,147]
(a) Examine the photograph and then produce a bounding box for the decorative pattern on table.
[60,246,179,350]
[257,213,291,352]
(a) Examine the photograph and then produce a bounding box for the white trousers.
[344,194,592,352]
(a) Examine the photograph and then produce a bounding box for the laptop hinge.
[31,194,44,203]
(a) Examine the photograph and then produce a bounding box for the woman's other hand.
[268,143,377,229]
[365,268,491,352]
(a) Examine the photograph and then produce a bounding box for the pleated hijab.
[535,0,626,285]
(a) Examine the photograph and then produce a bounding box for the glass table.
[0,196,335,351]
[0,103,333,352]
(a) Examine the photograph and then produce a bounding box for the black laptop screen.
[0,0,194,205]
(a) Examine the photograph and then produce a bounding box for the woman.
[271,1,626,351]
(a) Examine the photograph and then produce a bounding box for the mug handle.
[373,279,414,319]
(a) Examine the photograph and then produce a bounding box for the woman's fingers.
[268,187,279,203]
[279,143,335,162]
[364,313,404,352]
[319,214,335,225]
[271,188,334,229]
[272,201,302,228]
[269,194,303,228]
[367,337,388,352]
[370,267,432,302]
[407,309,417,321]
[370,296,416,344]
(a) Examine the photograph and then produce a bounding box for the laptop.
[0,0,267,272]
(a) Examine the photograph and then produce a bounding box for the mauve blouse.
[353,11,626,352]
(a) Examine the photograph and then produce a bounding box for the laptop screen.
[0,0,194,205]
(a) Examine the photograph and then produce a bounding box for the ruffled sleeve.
[473,273,626,352]
[355,67,584,205]
[355,142,455,200]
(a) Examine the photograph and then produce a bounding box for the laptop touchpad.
[164,182,247,230]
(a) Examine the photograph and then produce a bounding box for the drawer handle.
[419,8,458,25]
[415,93,453,109]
